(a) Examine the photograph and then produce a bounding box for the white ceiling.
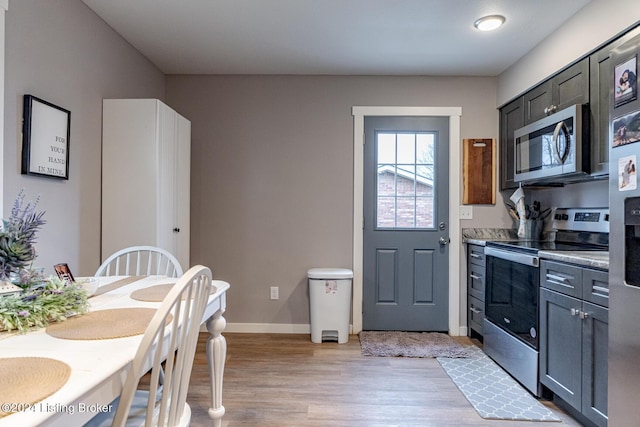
[81,0,591,76]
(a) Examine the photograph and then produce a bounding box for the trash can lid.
[307,268,353,279]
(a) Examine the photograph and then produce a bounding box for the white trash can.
[308,268,353,344]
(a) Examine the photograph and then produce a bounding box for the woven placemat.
[45,308,167,340]
[93,275,147,296]
[130,283,178,302]
[0,357,71,418]
[130,282,216,302]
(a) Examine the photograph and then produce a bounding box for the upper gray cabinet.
[499,98,524,190]
[499,60,589,191]
[523,58,590,125]
[590,47,613,177]
[590,26,640,177]
[499,24,640,190]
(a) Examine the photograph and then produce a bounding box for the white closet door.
[157,101,177,256]
[175,114,191,269]
[102,99,159,259]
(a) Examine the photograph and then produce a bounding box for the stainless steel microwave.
[513,104,589,183]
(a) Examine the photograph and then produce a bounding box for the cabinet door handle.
[580,310,590,319]
[546,273,574,288]
[592,285,609,294]
[469,274,482,280]
[570,308,580,316]
[546,273,567,282]
[173,227,180,233]
[469,307,482,314]
[470,253,482,259]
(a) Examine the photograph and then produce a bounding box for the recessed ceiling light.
[474,15,506,32]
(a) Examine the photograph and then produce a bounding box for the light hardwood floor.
[187,333,582,427]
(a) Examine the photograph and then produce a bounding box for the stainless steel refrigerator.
[609,29,640,426]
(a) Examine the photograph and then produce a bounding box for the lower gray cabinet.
[467,244,485,336]
[582,301,608,427]
[540,260,608,427]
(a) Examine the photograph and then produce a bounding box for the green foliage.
[0,276,89,333]
[0,190,46,280]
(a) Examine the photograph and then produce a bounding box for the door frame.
[352,106,462,336]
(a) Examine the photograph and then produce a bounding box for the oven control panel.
[552,207,609,233]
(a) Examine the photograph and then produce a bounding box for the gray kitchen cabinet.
[590,46,613,177]
[498,25,640,187]
[498,59,588,191]
[467,244,486,336]
[540,260,608,427]
[589,25,640,177]
[499,98,524,190]
[523,58,589,124]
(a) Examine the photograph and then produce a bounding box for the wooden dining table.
[0,275,230,427]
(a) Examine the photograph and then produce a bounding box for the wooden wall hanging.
[462,138,495,205]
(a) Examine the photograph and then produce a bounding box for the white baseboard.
[202,323,460,335]
[203,323,356,334]
[225,323,310,333]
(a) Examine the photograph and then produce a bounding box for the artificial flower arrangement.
[0,191,89,333]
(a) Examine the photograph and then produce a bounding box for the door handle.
[439,237,450,246]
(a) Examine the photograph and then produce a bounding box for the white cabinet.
[101,99,190,269]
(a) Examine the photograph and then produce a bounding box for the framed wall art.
[614,55,638,108]
[21,94,70,180]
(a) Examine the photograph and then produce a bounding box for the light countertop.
[463,228,609,270]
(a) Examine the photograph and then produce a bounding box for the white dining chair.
[85,265,213,427]
[96,246,183,278]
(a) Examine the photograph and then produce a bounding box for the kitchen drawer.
[583,268,609,308]
[468,294,484,335]
[468,244,485,267]
[468,262,485,301]
[541,260,582,298]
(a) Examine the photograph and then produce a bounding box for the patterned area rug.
[437,346,561,422]
[359,331,473,358]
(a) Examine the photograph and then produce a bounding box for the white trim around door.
[352,106,463,336]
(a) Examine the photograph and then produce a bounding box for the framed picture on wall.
[21,94,70,179]
[614,56,638,108]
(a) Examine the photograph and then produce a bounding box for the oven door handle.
[485,247,539,267]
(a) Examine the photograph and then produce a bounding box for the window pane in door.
[376,131,435,229]
[377,196,396,228]
[377,133,396,164]
[397,134,415,164]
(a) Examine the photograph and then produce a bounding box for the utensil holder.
[521,219,543,240]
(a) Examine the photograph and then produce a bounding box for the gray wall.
[3,0,165,276]
[166,75,504,326]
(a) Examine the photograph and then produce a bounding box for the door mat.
[359,331,473,358]
[437,346,561,422]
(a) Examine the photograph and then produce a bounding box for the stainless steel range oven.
[484,244,541,396]
[483,207,609,397]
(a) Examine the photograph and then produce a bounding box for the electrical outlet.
[460,205,473,220]
[270,286,279,300]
